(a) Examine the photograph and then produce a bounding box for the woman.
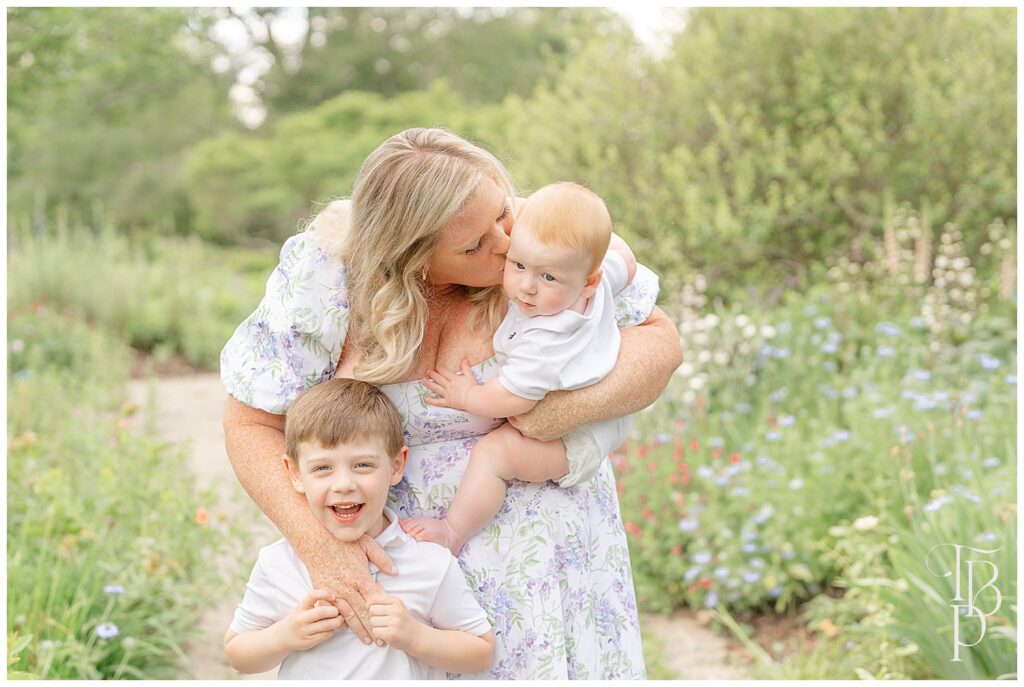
[222,128,681,678]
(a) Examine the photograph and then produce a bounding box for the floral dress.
[221,232,660,679]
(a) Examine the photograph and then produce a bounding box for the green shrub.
[7,308,248,678]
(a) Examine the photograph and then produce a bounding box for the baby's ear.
[390,446,410,486]
[581,268,603,299]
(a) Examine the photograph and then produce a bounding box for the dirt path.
[127,372,750,680]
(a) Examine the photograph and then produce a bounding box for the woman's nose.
[493,226,510,254]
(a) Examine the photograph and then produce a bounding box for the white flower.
[696,350,712,364]
[743,324,757,338]
[704,313,719,328]
[735,314,750,328]
[760,325,776,339]
[853,515,879,532]
[712,351,729,365]
[688,376,706,391]
[678,362,695,377]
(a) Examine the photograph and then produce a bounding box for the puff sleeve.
[220,232,350,414]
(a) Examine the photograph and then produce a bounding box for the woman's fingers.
[332,597,372,644]
[359,535,397,576]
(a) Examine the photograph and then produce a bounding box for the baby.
[401,181,636,555]
[224,378,495,679]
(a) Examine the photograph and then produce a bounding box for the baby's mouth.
[330,503,363,523]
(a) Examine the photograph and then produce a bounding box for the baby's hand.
[367,592,421,652]
[423,358,477,410]
[276,589,343,651]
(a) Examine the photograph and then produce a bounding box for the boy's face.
[503,221,600,317]
[284,439,408,543]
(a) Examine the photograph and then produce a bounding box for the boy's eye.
[312,465,330,473]
[542,273,556,282]
[354,462,375,469]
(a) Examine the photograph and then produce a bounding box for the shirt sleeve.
[427,558,492,637]
[498,337,561,401]
[229,553,286,635]
[220,232,350,414]
[601,250,630,295]
[611,261,659,329]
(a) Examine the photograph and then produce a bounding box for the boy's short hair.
[284,378,404,461]
[516,181,612,273]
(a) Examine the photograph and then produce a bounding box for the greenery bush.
[7,221,274,369]
[7,308,248,678]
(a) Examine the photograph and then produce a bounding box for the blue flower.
[818,383,839,399]
[977,532,998,543]
[821,341,838,354]
[731,487,749,497]
[912,369,932,381]
[697,465,715,480]
[909,316,927,329]
[983,457,1000,468]
[750,557,765,569]
[678,518,699,532]
[924,496,952,513]
[773,347,791,360]
[95,623,119,639]
[768,586,783,599]
[704,591,720,608]
[832,430,850,443]
[819,465,834,475]
[714,475,730,487]
[742,530,758,541]
[743,571,762,584]
[822,360,839,373]
[876,346,895,357]
[741,543,758,553]
[967,410,982,420]
[735,403,752,414]
[753,505,773,524]
[803,305,818,316]
[708,436,724,448]
[872,406,894,418]
[693,551,712,565]
[765,430,782,442]
[103,585,125,595]
[962,492,981,504]
[684,566,701,582]
[1007,374,1017,385]
[779,415,795,427]
[875,322,901,337]
[813,316,832,329]
[778,321,792,333]
[755,454,772,466]
[713,566,730,579]
[978,354,1001,370]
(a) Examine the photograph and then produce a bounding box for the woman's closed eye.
[464,235,486,255]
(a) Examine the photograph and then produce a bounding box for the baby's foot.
[399,516,466,556]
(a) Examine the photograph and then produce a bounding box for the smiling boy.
[224,378,494,679]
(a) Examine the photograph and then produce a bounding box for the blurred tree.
[7,7,235,233]
[207,7,623,124]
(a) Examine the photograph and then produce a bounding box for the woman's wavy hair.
[305,128,514,384]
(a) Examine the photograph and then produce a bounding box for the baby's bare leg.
[400,423,569,555]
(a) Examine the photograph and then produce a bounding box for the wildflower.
[713,566,730,579]
[753,506,773,525]
[684,567,701,582]
[909,316,927,329]
[788,478,804,490]
[962,492,981,504]
[728,452,740,464]
[671,545,682,555]
[912,369,932,381]
[821,341,838,354]
[761,325,776,338]
[678,518,699,532]
[853,515,879,531]
[123,637,137,649]
[779,415,795,427]
[714,476,729,487]
[743,571,761,584]
[735,402,752,414]
[876,346,895,357]
[817,383,839,399]
[978,354,1001,370]
[924,496,952,513]
[755,454,772,466]
[624,522,642,537]
[875,322,901,337]
[730,487,749,497]
[741,543,758,553]
[104,584,125,595]
[1006,374,1017,385]
[966,410,982,420]
[14,615,25,626]
[697,465,714,480]
[704,591,719,608]
[983,457,1000,468]
[842,386,858,399]
[95,623,119,639]
[813,316,831,329]
[765,430,782,442]
[750,557,765,569]
[195,507,210,525]
[39,640,54,652]
[768,586,783,599]
[708,436,724,448]
[693,551,712,565]
[832,430,850,443]
[656,433,671,445]
[742,530,758,541]
[976,532,998,543]
[818,618,839,638]
[773,347,790,360]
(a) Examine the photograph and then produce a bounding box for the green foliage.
[7,7,235,233]
[505,8,1016,295]
[7,220,274,369]
[7,309,248,678]
[183,82,507,244]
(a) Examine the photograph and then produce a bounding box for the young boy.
[224,378,495,679]
[401,181,637,555]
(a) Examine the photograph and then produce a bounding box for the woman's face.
[428,177,512,288]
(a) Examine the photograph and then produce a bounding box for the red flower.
[624,522,642,537]
[637,445,649,457]
[690,440,700,451]
[641,507,655,521]
[682,473,691,485]
[673,446,684,460]
[697,578,713,589]
[647,463,656,473]
[711,447,723,459]
[729,452,740,464]
[671,545,682,555]
[669,473,679,483]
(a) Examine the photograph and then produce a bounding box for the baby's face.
[503,222,595,317]
[285,439,407,543]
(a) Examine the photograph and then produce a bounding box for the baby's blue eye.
[542,274,556,282]
[515,261,525,270]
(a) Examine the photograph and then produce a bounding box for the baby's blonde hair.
[305,128,513,384]
[516,182,612,273]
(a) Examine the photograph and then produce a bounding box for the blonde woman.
[221,128,681,679]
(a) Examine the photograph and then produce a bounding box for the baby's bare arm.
[609,233,638,284]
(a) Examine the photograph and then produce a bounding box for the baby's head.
[504,182,612,317]
[283,378,408,542]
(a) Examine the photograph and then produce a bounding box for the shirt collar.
[368,507,410,575]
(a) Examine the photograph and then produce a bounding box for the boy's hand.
[423,359,477,410]
[367,592,421,652]
[276,590,344,652]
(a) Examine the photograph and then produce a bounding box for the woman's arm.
[507,305,681,442]
[223,396,395,644]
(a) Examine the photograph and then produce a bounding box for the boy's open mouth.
[330,503,363,523]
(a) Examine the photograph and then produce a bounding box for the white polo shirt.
[229,508,491,679]
[493,251,630,401]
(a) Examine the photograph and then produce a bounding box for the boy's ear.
[390,446,409,486]
[282,455,305,494]
[581,268,603,299]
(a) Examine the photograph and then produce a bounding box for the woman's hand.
[224,396,398,645]
[507,306,682,441]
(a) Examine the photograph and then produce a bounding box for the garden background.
[6,6,1017,679]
